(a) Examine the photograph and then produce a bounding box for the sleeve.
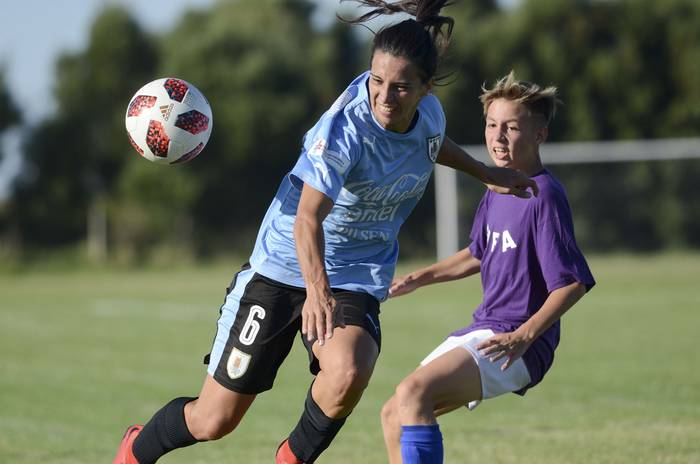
[467,193,490,260]
[289,102,360,203]
[534,190,596,292]
[422,94,447,163]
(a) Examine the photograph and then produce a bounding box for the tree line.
[1,0,699,264]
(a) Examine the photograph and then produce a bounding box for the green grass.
[1,253,699,463]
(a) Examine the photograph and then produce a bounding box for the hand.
[476,330,533,371]
[388,274,420,298]
[301,288,344,346]
[485,166,539,199]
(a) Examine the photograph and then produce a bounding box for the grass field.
[1,253,699,463]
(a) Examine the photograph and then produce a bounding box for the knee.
[380,396,398,427]
[394,376,431,411]
[187,409,239,441]
[322,356,375,404]
[329,363,372,398]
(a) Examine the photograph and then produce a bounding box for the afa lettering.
[486,225,518,253]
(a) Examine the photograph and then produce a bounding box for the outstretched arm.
[389,247,481,298]
[477,281,588,370]
[294,183,341,346]
[436,136,539,198]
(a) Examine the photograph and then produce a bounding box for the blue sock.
[400,424,443,464]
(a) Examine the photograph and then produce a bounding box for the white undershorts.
[420,329,531,410]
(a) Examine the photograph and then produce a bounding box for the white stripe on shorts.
[420,329,531,410]
[207,267,256,378]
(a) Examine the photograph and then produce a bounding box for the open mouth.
[492,146,510,160]
[378,103,397,116]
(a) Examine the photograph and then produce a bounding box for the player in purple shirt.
[380,71,595,464]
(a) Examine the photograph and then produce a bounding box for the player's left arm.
[476,281,588,370]
[436,136,539,198]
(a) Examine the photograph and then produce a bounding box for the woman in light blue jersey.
[112,2,538,464]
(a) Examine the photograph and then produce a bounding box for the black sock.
[287,387,348,463]
[132,397,200,464]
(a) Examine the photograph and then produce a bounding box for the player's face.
[368,51,432,133]
[485,98,547,175]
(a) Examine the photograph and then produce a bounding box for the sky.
[0,0,342,197]
[0,0,346,124]
[0,0,516,198]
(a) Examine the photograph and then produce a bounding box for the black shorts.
[204,264,381,395]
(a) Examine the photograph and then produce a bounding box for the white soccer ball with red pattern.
[125,78,213,164]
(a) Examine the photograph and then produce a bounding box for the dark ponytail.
[339,0,455,83]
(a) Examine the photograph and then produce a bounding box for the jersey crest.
[227,348,252,379]
[427,134,441,162]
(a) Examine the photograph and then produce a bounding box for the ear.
[422,79,434,97]
[536,125,548,144]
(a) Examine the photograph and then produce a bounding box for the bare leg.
[280,326,379,463]
[184,374,257,441]
[381,394,403,464]
[382,394,463,464]
[395,347,481,425]
[311,325,379,418]
[381,347,481,462]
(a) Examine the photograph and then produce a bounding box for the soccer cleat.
[112,424,143,464]
[275,439,304,464]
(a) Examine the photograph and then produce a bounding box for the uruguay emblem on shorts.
[427,134,441,162]
[227,348,252,379]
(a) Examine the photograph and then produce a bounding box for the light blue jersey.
[249,72,446,301]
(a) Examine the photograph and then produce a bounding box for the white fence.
[435,138,700,259]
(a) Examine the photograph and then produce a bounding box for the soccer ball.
[125,77,213,164]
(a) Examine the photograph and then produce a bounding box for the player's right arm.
[389,247,481,298]
[294,183,340,346]
[437,136,539,198]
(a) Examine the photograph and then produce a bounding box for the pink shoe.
[112,424,143,464]
[275,439,304,464]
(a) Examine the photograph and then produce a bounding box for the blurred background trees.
[442,0,700,251]
[10,6,159,262]
[0,72,19,138]
[2,0,700,264]
[0,70,21,260]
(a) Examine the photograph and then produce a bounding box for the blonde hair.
[479,71,562,126]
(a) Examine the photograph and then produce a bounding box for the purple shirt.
[452,169,595,392]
